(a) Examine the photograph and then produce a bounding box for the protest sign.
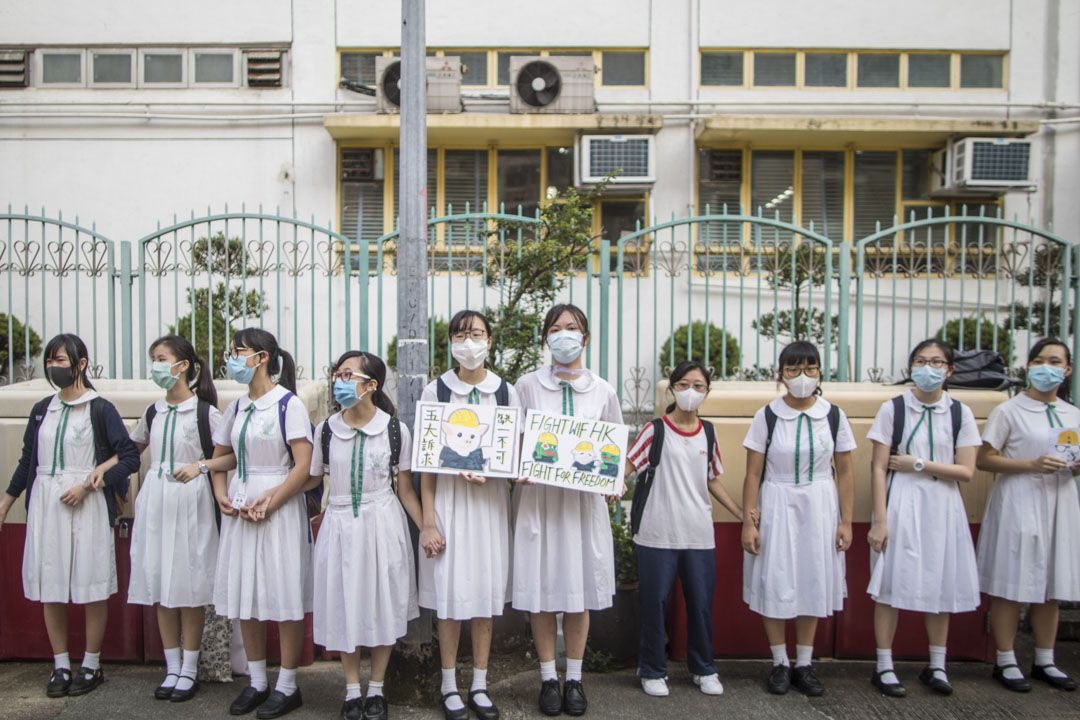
[412,401,521,479]
[1048,427,1080,466]
[519,409,629,495]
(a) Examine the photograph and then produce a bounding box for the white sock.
[795,644,813,669]
[1035,647,1068,678]
[442,667,464,711]
[81,651,101,671]
[249,659,269,692]
[876,648,898,684]
[997,650,1024,680]
[164,646,182,677]
[54,652,71,672]
[471,667,492,708]
[367,680,384,698]
[345,683,362,701]
[275,667,297,696]
[770,643,789,667]
[928,645,946,671]
[540,660,557,682]
[565,658,583,682]
[174,649,200,692]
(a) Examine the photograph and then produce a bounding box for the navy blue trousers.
[635,544,718,679]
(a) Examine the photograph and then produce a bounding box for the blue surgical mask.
[910,365,946,392]
[150,361,182,390]
[227,354,260,385]
[547,330,584,365]
[1028,364,1066,392]
[334,378,365,408]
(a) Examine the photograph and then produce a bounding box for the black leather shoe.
[791,665,825,696]
[155,673,180,700]
[992,664,1032,693]
[46,668,72,698]
[1032,664,1077,691]
[69,667,104,696]
[538,679,562,716]
[256,689,303,719]
[468,689,500,720]
[170,679,200,702]
[230,686,272,715]
[341,697,365,720]
[871,669,906,697]
[767,664,791,695]
[442,692,468,720]
[562,680,586,716]
[918,666,953,696]
[363,695,388,720]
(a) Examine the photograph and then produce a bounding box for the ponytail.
[231,327,295,393]
[277,349,297,394]
[192,355,218,406]
[372,387,396,416]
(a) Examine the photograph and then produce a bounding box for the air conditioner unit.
[931,137,1034,195]
[375,56,461,114]
[580,135,655,184]
[509,55,594,114]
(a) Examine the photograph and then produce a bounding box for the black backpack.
[935,349,1014,391]
[888,394,964,456]
[435,376,511,406]
[761,403,841,484]
[629,418,717,535]
[320,415,403,490]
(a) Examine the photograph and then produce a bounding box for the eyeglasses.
[450,330,488,343]
[673,381,709,392]
[911,358,948,368]
[222,348,258,362]
[781,366,821,378]
[333,370,372,383]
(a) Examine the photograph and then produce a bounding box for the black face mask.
[46,365,76,389]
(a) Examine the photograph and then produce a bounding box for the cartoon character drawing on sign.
[533,432,559,463]
[598,443,621,477]
[439,408,488,471]
[571,441,598,472]
[1054,428,1080,465]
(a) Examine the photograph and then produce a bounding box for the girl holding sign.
[513,303,623,717]
[417,310,520,720]
[865,339,982,698]
[309,350,425,720]
[976,338,1080,693]
[626,361,741,698]
[741,341,856,697]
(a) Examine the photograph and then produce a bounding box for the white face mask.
[451,338,489,371]
[785,373,819,399]
[674,388,706,412]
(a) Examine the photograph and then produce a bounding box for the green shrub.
[658,322,740,376]
[0,313,43,378]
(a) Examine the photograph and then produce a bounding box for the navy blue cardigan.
[5,394,141,527]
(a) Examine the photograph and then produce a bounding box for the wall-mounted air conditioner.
[580,134,655,184]
[509,55,594,114]
[375,55,461,114]
[931,137,1034,195]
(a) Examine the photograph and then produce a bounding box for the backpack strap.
[277,392,295,464]
[647,417,666,468]
[144,403,158,439]
[495,379,510,407]
[388,417,402,493]
[760,405,778,485]
[701,419,717,476]
[889,395,906,455]
[436,378,451,403]
[321,419,333,469]
[629,418,666,536]
[950,400,963,450]
[827,404,840,447]
[196,400,215,460]
[90,396,109,465]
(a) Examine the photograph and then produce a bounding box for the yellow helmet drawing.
[447,409,481,428]
[1057,429,1080,445]
[601,444,619,456]
[539,432,558,445]
[575,441,594,453]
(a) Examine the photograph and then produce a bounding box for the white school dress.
[128,396,223,608]
[976,393,1080,603]
[627,417,724,550]
[865,390,982,613]
[742,396,855,619]
[212,385,314,622]
[311,409,418,650]
[22,391,118,604]
[512,367,623,614]
[417,370,517,620]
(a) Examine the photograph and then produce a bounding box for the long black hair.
[908,338,955,389]
[150,334,218,406]
[332,350,395,415]
[44,333,94,390]
[777,340,823,395]
[231,328,296,393]
[1028,337,1072,401]
[665,360,712,413]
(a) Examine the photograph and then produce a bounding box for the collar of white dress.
[902,388,951,414]
[48,389,99,411]
[153,395,198,413]
[236,384,287,412]
[769,395,831,420]
[439,368,502,396]
[329,407,391,438]
[536,365,596,393]
[1013,391,1061,414]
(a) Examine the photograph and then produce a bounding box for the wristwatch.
[198,463,210,475]
[912,458,925,473]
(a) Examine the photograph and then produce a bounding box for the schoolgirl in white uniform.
[976,337,1080,693]
[126,334,222,702]
[865,339,981,698]
[417,310,519,720]
[308,350,425,720]
[625,361,741,699]
[0,334,140,698]
[512,303,623,718]
[203,328,313,719]
[741,341,855,697]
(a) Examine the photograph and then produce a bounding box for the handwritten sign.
[412,401,521,479]
[1048,427,1080,466]
[519,409,629,495]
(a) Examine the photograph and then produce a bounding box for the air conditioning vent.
[375,56,461,114]
[341,148,383,181]
[0,50,29,88]
[931,137,1034,196]
[580,135,655,184]
[509,55,594,114]
[244,50,284,87]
